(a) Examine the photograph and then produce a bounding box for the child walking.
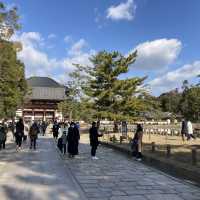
[61,131,67,155]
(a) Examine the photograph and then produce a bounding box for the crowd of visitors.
[0,117,197,164]
[56,121,80,157]
[0,118,48,151]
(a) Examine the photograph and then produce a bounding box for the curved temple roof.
[27,76,64,88]
[26,77,66,100]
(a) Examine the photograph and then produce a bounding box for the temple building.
[16,77,66,122]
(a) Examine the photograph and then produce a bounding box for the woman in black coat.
[67,122,80,158]
[89,121,102,159]
[15,118,24,151]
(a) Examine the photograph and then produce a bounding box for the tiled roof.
[27,77,64,88]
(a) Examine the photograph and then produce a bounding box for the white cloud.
[131,38,182,71]
[107,0,136,21]
[12,32,94,83]
[48,33,56,39]
[64,35,72,44]
[149,61,200,94]
[16,32,44,47]
[68,38,88,56]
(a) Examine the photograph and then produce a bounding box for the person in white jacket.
[187,120,195,140]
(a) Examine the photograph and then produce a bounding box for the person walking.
[61,131,67,155]
[11,119,15,140]
[181,119,187,141]
[89,121,103,160]
[29,121,40,150]
[187,120,195,140]
[131,124,143,161]
[41,121,47,136]
[67,122,80,158]
[52,121,59,140]
[58,122,68,138]
[15,118,24,151]
[0,121,7,150]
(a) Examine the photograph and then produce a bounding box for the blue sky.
[3,0,200,95]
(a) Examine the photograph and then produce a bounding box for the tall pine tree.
[78,51,147,121]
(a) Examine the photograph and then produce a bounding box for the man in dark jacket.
[0,121,7,150]
[52,121,59,139]
[29,121,40,150]
[181,119,187,141]
[89,121,103,160]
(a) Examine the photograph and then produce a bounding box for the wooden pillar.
[32,109,34,122]
[44,110,46,121]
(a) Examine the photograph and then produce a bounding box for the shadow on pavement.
[0,136,86,200]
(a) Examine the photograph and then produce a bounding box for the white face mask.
[71,125,74,128]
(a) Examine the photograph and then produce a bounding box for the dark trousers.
[181,133,185,141]
[53,132,58,139]
[0,140,5,150]
[42,129,46,136]
[132,144,143,158]
[187,134,195,140]
[91,145,97,157]
[62,144,66,154]
[30,138,37,149]
[16,136,22,147]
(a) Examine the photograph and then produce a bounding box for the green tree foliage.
[0,2,20,39]
[0,3,26,119]
[0,40,27,118]
[179,82,200,121]
[197,75,200,86]
[58,66,96,122]
[157,80,200,122]
[158,88,182,114]
[75,51,147,121]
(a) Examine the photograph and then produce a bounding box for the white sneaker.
[92,156,99,160]
[136,158,142,161]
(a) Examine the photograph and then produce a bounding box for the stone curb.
[100,141,200,187]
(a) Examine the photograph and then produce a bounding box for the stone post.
[151,142,155,153]
[166,145,171,158]
[192,148,197,165]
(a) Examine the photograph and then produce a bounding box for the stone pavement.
[0,133,87,200]
[0,133,200,200]
[64,136,200,200]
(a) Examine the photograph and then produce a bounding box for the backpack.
[30,126,38,136]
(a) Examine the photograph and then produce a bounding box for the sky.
[3,0,200,95]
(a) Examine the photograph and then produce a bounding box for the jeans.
[0,140,5,150]
[62,144,66,154]
[16,136,22,147]
[30,138,37,149]
[91,145,97,157]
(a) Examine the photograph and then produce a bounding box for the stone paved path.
[0,134,200,200]
[64,136,200,200]
[0,134,87,200]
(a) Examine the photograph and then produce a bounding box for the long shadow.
[0,136,86,200]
